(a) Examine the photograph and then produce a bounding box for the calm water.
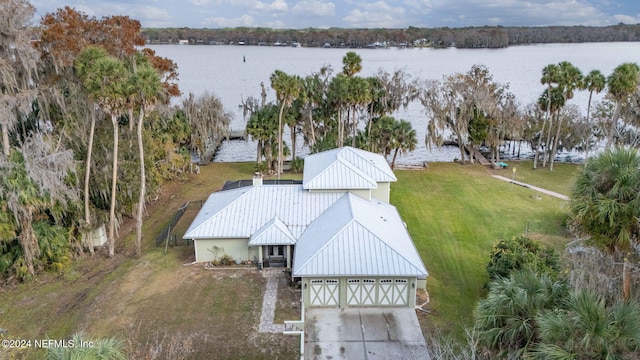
[148,43,640,164]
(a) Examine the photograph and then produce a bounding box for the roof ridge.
[294,194,355,273]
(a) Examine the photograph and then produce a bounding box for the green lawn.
[391,163,574,335]
[499,160,581,196]
[0,160,581,358]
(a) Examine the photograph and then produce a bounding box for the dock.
[466,145,491,166]
[228,130,246,140]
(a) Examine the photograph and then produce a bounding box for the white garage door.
[378,279,409,306]
[346,279,376,306]
[309,279,339,307]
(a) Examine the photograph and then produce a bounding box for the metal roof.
[249,217,297,245]
[293,193,428,278]
[183,185,344,240]
[303,147,397,190]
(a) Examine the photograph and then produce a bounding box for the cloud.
[203,14,256,27]
[292,0,336,17]
[343,1,406,28]
[188,0,214,5]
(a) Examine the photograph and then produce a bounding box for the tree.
[475,269,569,358]
[182,92,231,164]
[246,104,279,170]
[604,63,640,151]
[389,119,417,169]
[270,70,302,178]
[0,0,39,156]
[548,62,582,171]
[570,146,640,252]
[342,51,362,77]
[533,290,640,359]
[129,61,164,257]
[534,64,559,169]
[78,49,129,258]
[74,47,110,238]
[420,65,505,165]
[581,69,606,163]
[0,135,77,279]
[486,236,560,281]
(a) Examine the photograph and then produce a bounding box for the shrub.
[486,236,560,281]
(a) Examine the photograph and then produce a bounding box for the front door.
[266,245,285,267]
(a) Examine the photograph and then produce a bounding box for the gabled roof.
[249,217,296,245]
[183,185,344,240]
[303,146,397,190]
[293,193,428,278]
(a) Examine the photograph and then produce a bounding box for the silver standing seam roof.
[292,193,428,278]
[184,146,427,279]
[303,146,397,190]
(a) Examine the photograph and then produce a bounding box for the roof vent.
[253,172,263,186]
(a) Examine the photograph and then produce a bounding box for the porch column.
[286,245,291,268]
[258,246,263,269]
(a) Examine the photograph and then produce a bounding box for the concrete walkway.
[258,269,286,333]
[492,175,570,201]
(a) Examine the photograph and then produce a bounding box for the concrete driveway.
[305,308,430,360]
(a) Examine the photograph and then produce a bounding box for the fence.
[156,201,202,247]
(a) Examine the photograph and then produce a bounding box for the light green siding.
[371,182,391,203]
[308,188,371,200]
[194,238,253,263]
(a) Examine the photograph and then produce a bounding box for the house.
[183,146,428,308]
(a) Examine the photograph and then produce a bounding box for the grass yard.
[496,160,581,196]
[0,159,581,359]
[392,162,577,337]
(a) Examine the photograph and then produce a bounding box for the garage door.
[378,279,409,306]
[346,279,376,306]
[309,279,339,307]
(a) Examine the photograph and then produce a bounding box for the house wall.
[371,182,391,203]
[194,238,256,263]
[309,188,371,200]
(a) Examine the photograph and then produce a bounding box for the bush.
[290,157,304,173]
[486,236,560,281]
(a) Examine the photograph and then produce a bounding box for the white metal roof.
[249,217,296,245]
[293,193,428,278]
[303,147,397,190]
[183,185,344,240]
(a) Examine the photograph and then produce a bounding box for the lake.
[147,42,640,165]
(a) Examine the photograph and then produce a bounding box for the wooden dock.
[466,145,491,166]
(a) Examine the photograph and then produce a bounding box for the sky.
[30,0,640,29]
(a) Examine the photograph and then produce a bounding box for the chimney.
[253,172,263,186]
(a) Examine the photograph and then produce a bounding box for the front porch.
[256,244,293,269]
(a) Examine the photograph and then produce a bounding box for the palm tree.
[534,64,559,169]
[327,73,350,147]
[130,61,163,257]
[74,46,110,236]
[581,69,606,164]
[345,76,371,147]
[570,146,640,252]
[475,269,568,358]
[246,104,279,168]
[342,51,362,77]
[549,61,582,171]
[533,290,640,359]
[270,70,302,178]
[80,51,129,258]
[604,62,640,151]
[390,119,417,169]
